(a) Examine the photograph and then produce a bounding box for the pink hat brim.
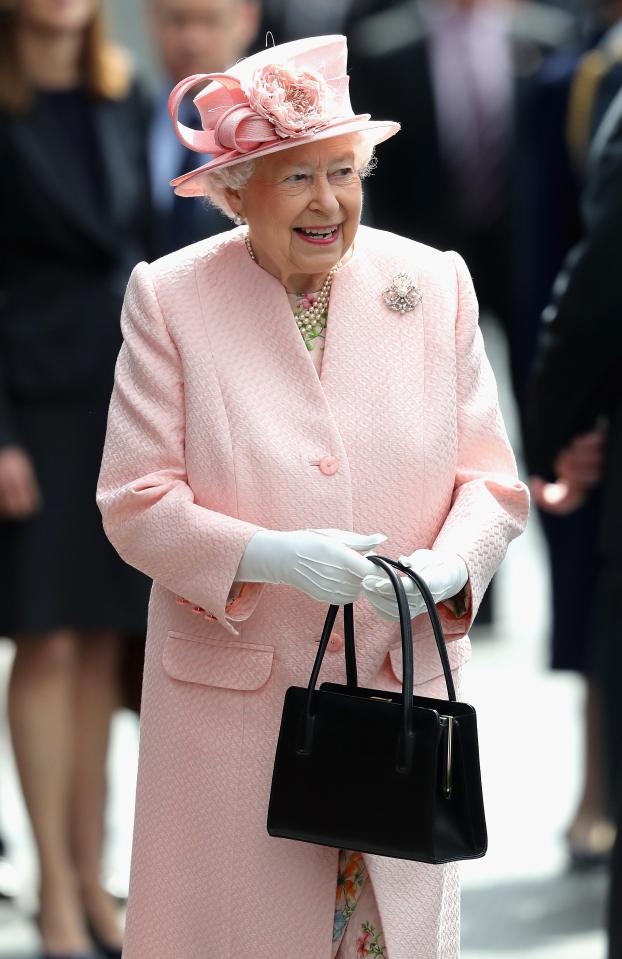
[171,115,400,197]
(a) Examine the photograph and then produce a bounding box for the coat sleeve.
[432,252,530,637]
[0,364,17,450]
[0,191,16,450]
[96,262,264,635]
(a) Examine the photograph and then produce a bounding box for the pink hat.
[168,35,400,197]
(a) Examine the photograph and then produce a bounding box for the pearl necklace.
[244,234,340,351]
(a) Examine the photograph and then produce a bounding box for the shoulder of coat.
[356,225,450,282]
[510,2,577,52]
[149,227,244,288]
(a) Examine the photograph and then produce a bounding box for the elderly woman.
[97,35,528,959]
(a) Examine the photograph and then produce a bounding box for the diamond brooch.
[382,274,423,314]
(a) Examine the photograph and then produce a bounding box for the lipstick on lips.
[293,224,342,245]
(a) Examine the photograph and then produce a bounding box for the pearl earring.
[233,214,245,226]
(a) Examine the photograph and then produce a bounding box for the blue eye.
[285,173,308,183]
[332,167,355,178]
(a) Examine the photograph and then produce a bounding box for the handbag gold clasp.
[441,715,454,799]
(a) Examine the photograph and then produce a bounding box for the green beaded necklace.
[293,293,328,351]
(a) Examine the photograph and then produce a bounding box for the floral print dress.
[288,293,389,959]
[333,851,388,958]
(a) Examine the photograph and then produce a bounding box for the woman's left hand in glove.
[361,549,468,622]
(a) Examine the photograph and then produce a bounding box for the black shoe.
[89,940,122,959]
[566,820,616,871]
[85,919,122,959]
[92,944,122,959]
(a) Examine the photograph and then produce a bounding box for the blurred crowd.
[1,0,622,956]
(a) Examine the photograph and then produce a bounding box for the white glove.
[362,549,468,622]
[235,528,387,605]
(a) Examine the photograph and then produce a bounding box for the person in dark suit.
[518,2,622,396]
[518,1,622,866]
[345,0,576,348]
[0,2,153,956]
[525,84,622,886]
[147,0,260,255]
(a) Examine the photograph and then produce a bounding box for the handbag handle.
[302,557,416,771]
[372,556,457,703]
[300,556,459,768]
[326,556,457,702]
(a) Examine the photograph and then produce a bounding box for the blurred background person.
[523,76,622,950]
[518,0,622,866]
[517,0,622,405]
[345,0,575,349]
[515,0,622,402]
[258,0,582,45]
[0,1,153,956]
[147,0,260,255]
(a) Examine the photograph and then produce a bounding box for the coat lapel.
[237,237,344,422]
[321,227,425,412]
[92,96,138,230]
[321,228,426,536]
[203,235,353,498]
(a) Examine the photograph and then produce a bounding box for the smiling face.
[226,134,366,293]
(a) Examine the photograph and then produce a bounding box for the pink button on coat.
[319,455,340,475]
[97,226,529,959]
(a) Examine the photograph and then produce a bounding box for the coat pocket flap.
[163,632,274,691]
[389,635,471,688]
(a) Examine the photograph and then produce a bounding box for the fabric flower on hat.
[245,64,330,139]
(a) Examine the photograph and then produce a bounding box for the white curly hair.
[196,134,377,221]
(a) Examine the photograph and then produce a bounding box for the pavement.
[0,319,609,957]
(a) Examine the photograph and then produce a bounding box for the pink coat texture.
[97,225,529,959]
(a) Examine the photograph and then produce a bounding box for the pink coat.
[97,226,528,959]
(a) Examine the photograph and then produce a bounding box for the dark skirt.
[0,399,151,637]
[539,492,601,674]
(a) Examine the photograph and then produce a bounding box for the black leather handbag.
[267,555,488,864]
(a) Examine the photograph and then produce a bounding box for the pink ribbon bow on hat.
[169,63,340,159]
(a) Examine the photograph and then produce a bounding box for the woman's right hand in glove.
[234,528,386,605]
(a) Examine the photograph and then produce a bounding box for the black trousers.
[610,817,622,957]
[593,562,622,806]
[599,562,622,958]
